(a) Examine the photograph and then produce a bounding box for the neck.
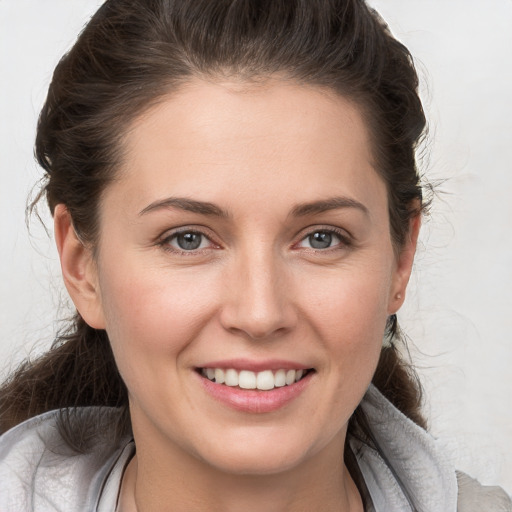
[120,435,363,512]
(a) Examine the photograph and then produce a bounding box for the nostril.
[220,308,297,341]
[218,274,297,340]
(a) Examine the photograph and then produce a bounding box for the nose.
[219,247,297,341]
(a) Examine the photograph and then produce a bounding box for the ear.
[54,204,106,329]
[388,212,421,314]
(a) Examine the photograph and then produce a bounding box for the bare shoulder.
[457,471,512,512]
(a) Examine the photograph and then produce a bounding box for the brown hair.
[1,0,426,464]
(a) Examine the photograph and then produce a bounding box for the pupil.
[177,232,202,250]
[310,232,332,249]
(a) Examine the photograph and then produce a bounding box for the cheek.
[298,260,392,363]
[96,255,220,377]
[305,262,391,324]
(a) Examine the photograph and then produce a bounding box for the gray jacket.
[0,385,510,511]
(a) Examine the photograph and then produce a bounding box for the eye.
[297,229,347,250]
[163,230,213,252]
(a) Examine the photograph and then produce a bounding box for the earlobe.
[389,213,421,314]
[54,204,106,329]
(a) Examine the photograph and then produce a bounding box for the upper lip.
[196,359,312,372]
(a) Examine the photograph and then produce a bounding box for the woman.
[0,0,510,510]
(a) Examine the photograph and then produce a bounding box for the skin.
[54,78,420,512]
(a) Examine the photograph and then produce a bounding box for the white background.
[1,0,511,492]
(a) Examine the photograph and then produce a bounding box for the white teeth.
[202,367,309,390]
[285,369,296,385]
[274,369,286,387]
[225,369,239,387]
[239,370,256,389]
[256,370,275,391]
[214,368,225,384]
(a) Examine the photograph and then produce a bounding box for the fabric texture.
[0,408,133,511]
[0,385,510,511]
[456,472,512,512]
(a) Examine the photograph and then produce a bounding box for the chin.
[206,450,308,476]
[193,431,325,476]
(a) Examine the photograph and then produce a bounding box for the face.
[64,79,416,476]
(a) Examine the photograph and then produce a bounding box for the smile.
[200,368,312,391]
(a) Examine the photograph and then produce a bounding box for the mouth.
[196,363,315,413]
[197,367,314,391]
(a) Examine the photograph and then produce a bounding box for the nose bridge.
[220,240,295,340]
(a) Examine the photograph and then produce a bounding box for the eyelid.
[292,225,352,250]
[157,226,221,254]
[155,224,352,254]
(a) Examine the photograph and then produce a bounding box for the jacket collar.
[350,385,458,512]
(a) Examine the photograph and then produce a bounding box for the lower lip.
[198,371,314,413]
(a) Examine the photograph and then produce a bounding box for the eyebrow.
[139,195,369,219]
[139,197,230,218]
[290,196,369,217]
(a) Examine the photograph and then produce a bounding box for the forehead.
[113,78,385,218]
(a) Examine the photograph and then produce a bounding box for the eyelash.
[157,226,352,255]
[294,227,352,252]
[157,228,218,255]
